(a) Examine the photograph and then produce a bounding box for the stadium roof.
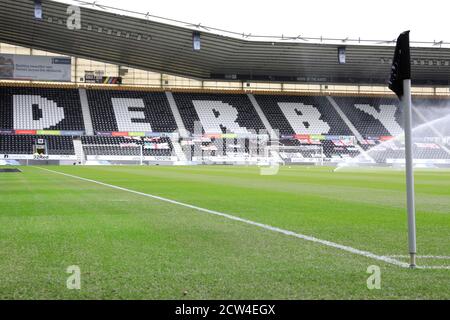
[1,0,450,86]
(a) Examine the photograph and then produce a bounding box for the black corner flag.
[388,31,411,99]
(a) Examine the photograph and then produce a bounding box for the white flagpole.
[402,78,417,268]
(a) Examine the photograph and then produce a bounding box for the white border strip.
[387,255,450,268]
[35,167,445,270]
[416,265,450,270]
[387,255,450,260]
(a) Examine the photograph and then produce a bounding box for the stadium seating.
[1,85,450,164]
[173,93,266,134]
[86,90,177,133]
[203,138,250,155]
[255,95,353,135]
[81,136,173,157]
[332,96,402,137]
[0,86,85,131]
[365,140,450,163]
[181,137,253,160]
[0,135,75,155]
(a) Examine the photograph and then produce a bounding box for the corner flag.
[389,31,411,98]
[389,30,417,268]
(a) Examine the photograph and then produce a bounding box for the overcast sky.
[58,0,449,43]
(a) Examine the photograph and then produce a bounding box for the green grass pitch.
[0,165,449,299]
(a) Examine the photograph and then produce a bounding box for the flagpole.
[402,78,417,268]
[389,31,417,268]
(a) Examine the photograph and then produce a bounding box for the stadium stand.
[253,94,357,160]
[366,140,450,163]
[173,92,266,134]
[1,85,450,165]
[0,135,75,155]
[182,137,251,158]
[0,86,85,131]
[86,90,178,133]
[255,95,353,135]
[332,96,402,137]
[81,136,174,158]
[202,138,249,155]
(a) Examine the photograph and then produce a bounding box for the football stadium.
[0,0,449,304]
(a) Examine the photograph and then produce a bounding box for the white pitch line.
[35,167,419,269]
[387,255,450,260]
[387,255,450,269]
[416,265,450,270]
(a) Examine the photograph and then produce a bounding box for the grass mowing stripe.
[35,166,411,269]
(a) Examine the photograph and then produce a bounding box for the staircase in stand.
[73,138,84,164]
